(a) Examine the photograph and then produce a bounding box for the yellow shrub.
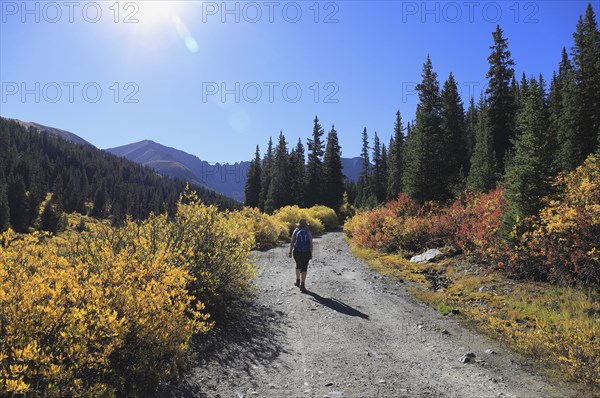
[0,187,255,396]
[273,205,324,235]
[0,226,210,397]
[307,205,338,231]
[230,207,288,249]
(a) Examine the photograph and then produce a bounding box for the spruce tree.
[258,137,274,212]
[244,145,262,207]
[371,132,386,203]
[402,56,449,202]
[356,127,371,207]
[289,138,306,206]
[380,144,388,202]
[265,132,291,213]
[40,196,64,233]
[0,183,10,232]
[555,48,582,171]
[571,4,600,164]
[440,72,467,190]
[322,125,345,211]
[7,175,30,232]
[387,111,404,200]
[485,25,516,172]
[305,116,325,207]
[505,76,553,219]
[467,96,498,192]
[465,97,478,174]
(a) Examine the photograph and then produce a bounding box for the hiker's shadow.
[305,290,370,320]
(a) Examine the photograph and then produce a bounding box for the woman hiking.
[288,218,313,293]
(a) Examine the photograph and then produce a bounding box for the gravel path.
[160,232,586,398]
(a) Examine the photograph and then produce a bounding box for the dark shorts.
[293,250,311,272]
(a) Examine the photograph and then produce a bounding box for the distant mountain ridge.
[106,140,251,202]
[8,118,94,147]
[107,141,364,203]
[4,117,363,202]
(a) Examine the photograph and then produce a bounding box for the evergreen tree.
[387,111,404,200]
[305,116,325,206]
[289,138,306,206]
[91,182,107,218]
[344,179,358,206]
[555,48,581,171]
[402,56,449,202]
[570,5,600,164]
[356,127,371,206]
[548,71,564,173]
[440,72,467,189]
[371,132,386,202]
[258,137,274,212]
[40,196,65,234]
[467,96,498,192]
[244,145,262,207]
[0,183,9,232]
[7,175,29,232]
[505,76,553,219]
[465,97,478,173]
[322,125,345,211]
[380,144,388,202]
[265,132,291,212]
[485,25,516,172]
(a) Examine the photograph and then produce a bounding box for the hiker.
[288,218,313,293]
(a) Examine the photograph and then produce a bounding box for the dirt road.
[161,232,584,398]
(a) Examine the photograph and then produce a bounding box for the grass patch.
[347,237,600,390]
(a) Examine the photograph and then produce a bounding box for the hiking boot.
[300,283,307,293]
[295,279,300,288]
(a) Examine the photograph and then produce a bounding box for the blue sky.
[1,1,597,163]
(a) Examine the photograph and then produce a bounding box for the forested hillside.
[248,4,599,219]
[0,118,240,233]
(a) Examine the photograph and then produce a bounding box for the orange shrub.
[451,187,509,264]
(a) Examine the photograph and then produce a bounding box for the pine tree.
[467,96,498,192]
[91,182,107,218]
[556,48,581,171]
[505,76,553,219]
[465,97,478,174]
[380,144,388,202]
[356,127,371,206]
[289,138,306,206]
[0,183,10,232]
[402,56,449,202]
[7,175,30,232]
[548,71,564,173]
[440,72,467,190]
[305,116,325,207]
[371,132,386,203]
[258,137,274,212]
[265,132,291,212]
[485,25,516,172]
[244,145,262,207]
[322,125,345,211]
[40,195,64,233]
[570,4,600,164]
[387,111,404,200]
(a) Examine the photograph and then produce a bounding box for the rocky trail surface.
[159,232,586,398]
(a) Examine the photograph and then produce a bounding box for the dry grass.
[347,238,600,391]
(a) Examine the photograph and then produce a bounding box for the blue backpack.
[294,228,310,252]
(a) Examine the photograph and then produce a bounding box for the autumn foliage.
[0,189,255,396]
[345,154,599,287]
[509,154,600,285]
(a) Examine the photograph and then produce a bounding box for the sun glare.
[137,1,180,26]
[123,1,198,53]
